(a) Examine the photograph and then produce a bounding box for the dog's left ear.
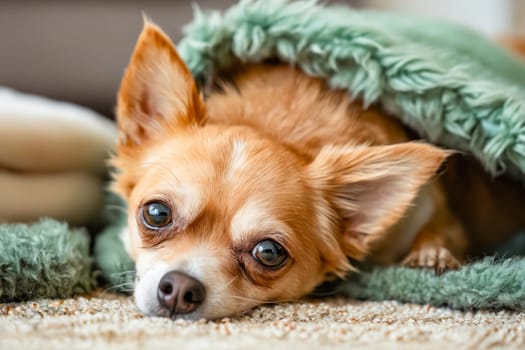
[116,21,205,148]
[307,142,448,260]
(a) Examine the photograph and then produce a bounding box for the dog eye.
[251,240,287,268]
[142,201,172,229]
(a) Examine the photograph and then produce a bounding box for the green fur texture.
[344,257,525,310]
[179,0,525,177]
[0,219,96,301]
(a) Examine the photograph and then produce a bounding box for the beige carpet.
[1,291,524,350]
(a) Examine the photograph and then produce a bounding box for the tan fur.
[111,23,525,319]
[499,36,525,60]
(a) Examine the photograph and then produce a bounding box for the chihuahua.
[111,23,525,320]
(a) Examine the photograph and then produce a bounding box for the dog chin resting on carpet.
[110,22,525,320]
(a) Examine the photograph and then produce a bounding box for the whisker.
[111,270,136,277]
[98,270,135,295]
[100,282,135,296]
[222,275,239,289]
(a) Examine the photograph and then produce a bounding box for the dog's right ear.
[307,142,448,261]
[116,21,205,149]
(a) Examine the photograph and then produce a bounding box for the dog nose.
[157,271,206,316]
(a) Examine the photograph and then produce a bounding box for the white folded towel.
[0,87,116,173]
[0,87,117,224]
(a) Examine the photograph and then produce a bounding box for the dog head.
[111,23,447,320]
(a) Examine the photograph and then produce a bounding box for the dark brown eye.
[142,201,171,229]
[251,240,287,268]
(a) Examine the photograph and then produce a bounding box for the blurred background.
[1,0,524,118]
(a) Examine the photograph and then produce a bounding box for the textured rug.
[1,292,524,350]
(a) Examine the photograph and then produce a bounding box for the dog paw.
[401,246,461,275]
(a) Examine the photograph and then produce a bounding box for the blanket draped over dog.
[3,0,525,309]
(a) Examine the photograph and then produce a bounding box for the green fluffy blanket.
[179,0,525,178]
[0,220,95,301]
[4,0,525,309]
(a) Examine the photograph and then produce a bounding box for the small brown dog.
[111,23,525,320]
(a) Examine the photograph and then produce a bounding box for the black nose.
[157,271,206,316]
